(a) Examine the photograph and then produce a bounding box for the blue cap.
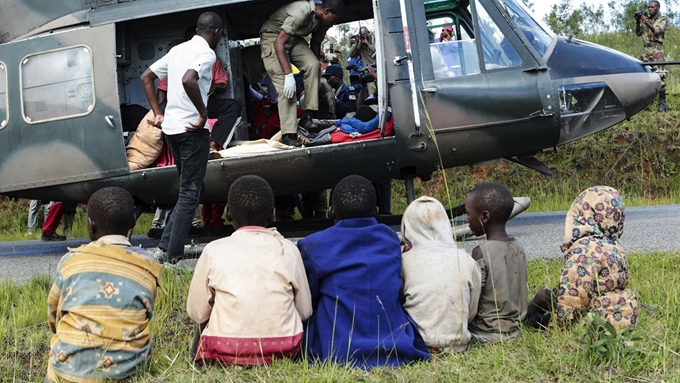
[322,64,344,78]
[294,73,304,86]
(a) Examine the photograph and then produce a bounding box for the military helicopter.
[0,0,661,215]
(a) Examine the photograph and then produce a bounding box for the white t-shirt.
[149,35,216,135]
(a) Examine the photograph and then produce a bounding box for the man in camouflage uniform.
[636,0,668,111]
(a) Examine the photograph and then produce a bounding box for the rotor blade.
[641,61,680,66]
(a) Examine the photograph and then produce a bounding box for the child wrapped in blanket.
[526,186,638,330]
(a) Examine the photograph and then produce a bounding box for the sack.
[126,110,164,170]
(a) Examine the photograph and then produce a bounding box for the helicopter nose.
[547,37,661,145]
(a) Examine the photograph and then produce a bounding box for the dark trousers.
[159,129,210,259]
[191,321,208,360]
[301,190,328,219]
[207,97,241,147]
[373,180,392,215]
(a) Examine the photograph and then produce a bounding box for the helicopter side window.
[0,62,6,129]
[428,16,480,80]
[21,46,95,124]
[476,0,521,70]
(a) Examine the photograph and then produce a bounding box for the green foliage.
[335,22,357,57]
[0,197,30,238]
[606,1,646,33]
[0,197,153,240]
[545,1,610,37]
[578,4,607,35]
[545,0,680,36]
[574,313,645,368]
[545,0,587,37]
[1,252,680,381]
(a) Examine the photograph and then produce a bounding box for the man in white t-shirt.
[140,11,223,264]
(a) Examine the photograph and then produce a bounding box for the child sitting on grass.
[526,186,638,330]
[47,187,162,383]
[186,175,312,365]
[298,175,430,369]
[465,182,528,342]
[401,196,482,352]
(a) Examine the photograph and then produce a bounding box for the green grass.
[1,252,678,382]
[0,199,153,241]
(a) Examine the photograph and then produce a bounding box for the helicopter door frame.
[373,0,389,134]
[418,0,548,132]
[0,24,128,194]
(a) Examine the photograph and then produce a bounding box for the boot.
[659,91,667,112]
[299,112,321,133]
[281,133,302,147]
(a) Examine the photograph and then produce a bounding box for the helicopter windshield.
[498,0,554,58]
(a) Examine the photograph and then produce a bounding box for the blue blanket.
[336,114,381,134]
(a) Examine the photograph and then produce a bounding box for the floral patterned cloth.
[555,186,638,330]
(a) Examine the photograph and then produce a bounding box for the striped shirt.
[47,235,162,383]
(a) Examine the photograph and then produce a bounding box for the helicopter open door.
[402,0,559,166]
[0,24,128,195]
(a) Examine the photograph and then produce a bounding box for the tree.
[544,1,609,37]
[610,1,647,33]
[544,0,584,37]
[578,4,607,35]
[335,23,357,58]
[521,0,534,11]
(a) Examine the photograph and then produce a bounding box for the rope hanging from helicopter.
[398,0,423,136]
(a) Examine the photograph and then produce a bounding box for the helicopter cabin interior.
[112,0,390,168]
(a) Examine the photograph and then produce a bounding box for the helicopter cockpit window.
[428,16,480,79]
[476,0,521,70]
[0,62,7,129]
[21,46,95,124]
[500,0,554,58]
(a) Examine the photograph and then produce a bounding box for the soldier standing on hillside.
[636,1,669,112]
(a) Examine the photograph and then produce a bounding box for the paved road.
[2,205,679,284]
[466,204,680,259]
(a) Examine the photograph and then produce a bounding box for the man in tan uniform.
[260,0,345,147]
